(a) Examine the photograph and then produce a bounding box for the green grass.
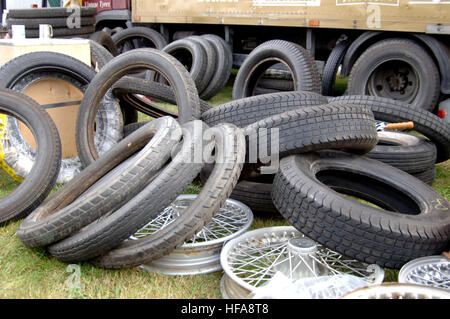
[0,74,448,299]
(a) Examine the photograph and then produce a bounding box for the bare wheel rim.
[398,256,450,290]
[366,59,419,104]
[220,226,384,298]
[341,282,450,299]
[133,195,254,275]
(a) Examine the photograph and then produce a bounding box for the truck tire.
[76,48,201,167]
[322,40,349,96]
[366,131,437,174]
[48,121,209,263]
[162,38,208,93]
[112,27,168,54]
[271,151,450,269]
[90,123,246,269]
[0,51,123,185]
[0,89,61,224]
[232,40,321,100]
[347,38,440,111]
[201,91,328,128]
[199,34,233,101]
[243,103,378,160]
[329,95,450,163]
[17,117,181,248]
[89,31,119,56]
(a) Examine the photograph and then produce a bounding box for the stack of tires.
[0,34,447,274]
[6,7,97,39]
[202,39,450,270]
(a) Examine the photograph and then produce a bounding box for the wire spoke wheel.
[341,282,450,299]
[398,256,450,290]
[132,195,254,275]
[220,226,384,299]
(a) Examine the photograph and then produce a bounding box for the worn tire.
[0,89,61,224]
[112,27,168,54]
[272,151,450,269]
[232,40,321,100]
[20,26,95,38]
[187,35,217,98]
[89,31,119,56]
[366,131,437,173]
[48,120,210,263]
[347,38,440,111]
[322,40,349,96]
[0,51,123,184]
[329,95,450,163]
[243,103,378,162]
[202,91,328,128]
[17,117,181,248]
[6,16,95,29]
[412,166,436,186]
[162,38,208,93]
[230,180,278,215]
[113,77,212,116]
[7,7,97,19]
[91,123,245,269]
[198,34,233,101]
[76,48,200,166]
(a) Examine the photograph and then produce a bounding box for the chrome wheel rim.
[398,255,450,290]
[341,282,450,299]
[220,226,384,299]
[134,195,254,275]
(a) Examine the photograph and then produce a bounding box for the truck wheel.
[112,27,168,54]
[271,151,450,269]
[347,38,440,111]
[232,40,321,100]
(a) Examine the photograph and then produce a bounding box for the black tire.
[17,117,181,248]
[243,103,378,161]
[0,89,61,224]
[271,151,450,269]
[258,78,294,91]
[230,180,278,215]
[329,95,450,163]
[7,7,97,19]
[21,26,95,38]
[187,35,217,99]
[88,40,138,125]
[0,51,123,185]
[89,31,119,56]
[112,27,168,54]
[199,34,233,101]
[89,39,114,69]
[76,48,201,166]
[347,38,440,111]
[232,40,321,100]
[162,38,208,93]
[412,166,436,186]
[48,120,211,263]
[90,123,246,269]
[112,77,212,116]
[201,91,328,128]
[6,16,95,29]
[322,40,349,96]
[366,131,437,173]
